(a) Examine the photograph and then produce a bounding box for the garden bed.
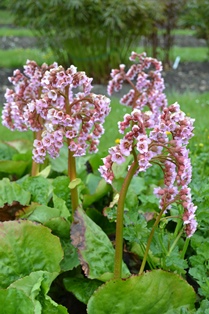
[0,29,209,314]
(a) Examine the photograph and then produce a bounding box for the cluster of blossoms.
[99,52,197,237]
[2,60,111,163]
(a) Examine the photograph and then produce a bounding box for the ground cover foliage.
[0,3,209,314]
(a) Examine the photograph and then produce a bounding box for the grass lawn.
[0,28,34,37]
[0,49,55,68]
[1,91,207,153]
[0,46,207,69]
[99,92,209,151]
[135,46,209,63]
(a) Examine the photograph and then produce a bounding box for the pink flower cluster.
[2,60,111,162]
[107,51,167,125]
[100,52,197,237]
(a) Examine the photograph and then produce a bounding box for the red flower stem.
[139,206,166,275]
[31,130,42,176]
[114,160,138,279]
[68,148,79,216]
[65,85,79,217]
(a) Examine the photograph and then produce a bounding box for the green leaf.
[52,193,70,219]
[41,296,69,314]
[129,176,146,194]
[52,176,71,208]
[5,140,32,154]
[20,176,52,205]
[71,207,130,281]
[196,300,209,314]
[44,217,71,238]
[0,288,34,313]
[123,211,149,244]
[50,146,68,173]
[43,216,79,272]
[83,178,111,207]
[85,173,101,195]
[0,178,31,207]
[9,270,57,297]
[64,276,102,304]
[87,270,196,314]
[0,160,29,177]
[165,249,188,274]
[22,196,70,224]
[69,178,82,189]
[112,155,133,179]
[9,271,68,313]
[0,141,18,160]
[9,270,58,313]
[0,220,63,288]
[86,208,116,235]
[37,165,51,178]
[59,238,80,272]
[21,203,60,223]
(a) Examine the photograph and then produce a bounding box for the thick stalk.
[31,130,42,176]
[114,160,138,279]
[65,85,79,216]
[139,206,166,275]
[68,148,79,215]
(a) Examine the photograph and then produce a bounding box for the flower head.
[100,52,197,237]
[2,61,111,163]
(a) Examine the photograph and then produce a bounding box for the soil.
[0,34,209,104]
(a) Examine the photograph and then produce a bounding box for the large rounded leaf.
[87,270,196,314]
[0,288,34,314]
[0,178,30,207]
[0,220,63,288]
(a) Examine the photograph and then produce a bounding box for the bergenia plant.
[2,60,110,213]
[99,52,197,278]
[0,53,197,313]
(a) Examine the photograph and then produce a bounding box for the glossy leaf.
[20,203,60,223]
[83,177,111,208]
[44,218,79,272]
[9,270,56,295]
[64,276,102,304]
[0,288,34,313]
[52,193,70,219]
[112,155,133,179]
[37,165,51,178]
[44,217,71,238]
[0,178,31,207]
[52,176,71,208]
[50,146,68,173]
[0,220,63,288]
[20,197,70,224]
[87,270,196,314]
[59,238,80,272]
[41,296,69,314]
[9,271,68,313]
[0,160,29,177]
[5,140,32,154]
[20,176,52,205]
[71,207,130,281]
[69,178,82,189]
[0,141,18,160]
[9,270,58,313]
